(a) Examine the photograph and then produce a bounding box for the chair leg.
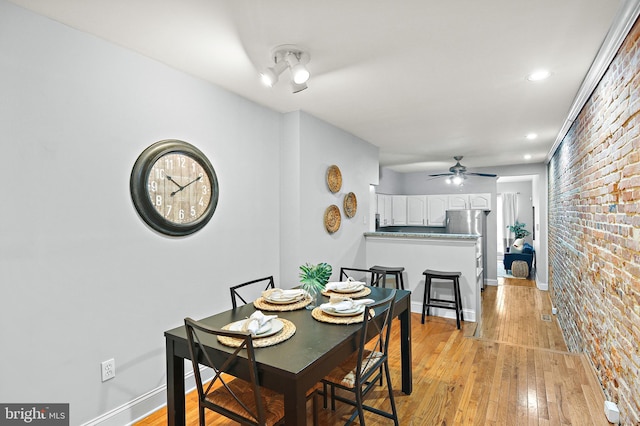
[384,362,400,426]
[421,276,431,324]
[355,385,366,426]
[198,405,205,426]
[456,277,464,322]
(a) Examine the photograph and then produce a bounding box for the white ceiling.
[8,0,631,173]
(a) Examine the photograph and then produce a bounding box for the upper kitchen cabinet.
[427,195,447,226]
[377,193,392,226]
[447,194,469,210]
[469,193,492,210]
[392,195,408,225]
[407,196,427,225]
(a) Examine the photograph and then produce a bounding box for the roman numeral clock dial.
[130,140,219,236]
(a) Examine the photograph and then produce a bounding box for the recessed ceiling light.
[526,70,551,81]
[524,154,532,160]
[526,133,537,140]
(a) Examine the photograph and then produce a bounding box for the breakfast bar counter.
[364,231,483,322]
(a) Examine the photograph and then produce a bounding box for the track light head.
[260,45,310,93]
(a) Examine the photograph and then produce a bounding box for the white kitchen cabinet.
[469,193,491,210]
[447,194,469,210]
[377,194,393,226]
[392,195,407,225]
[407,196,427,225]
[426,195,447,226]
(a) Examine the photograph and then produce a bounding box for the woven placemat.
[253,295,312,311]
[218,319,296,348]
[321,286,371,298]
[311,307,374,325]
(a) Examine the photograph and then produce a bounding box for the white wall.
[279,111,379,285]
[0,1,379,423]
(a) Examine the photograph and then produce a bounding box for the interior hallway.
[137,277,609,425]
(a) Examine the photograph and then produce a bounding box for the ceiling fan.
[428,156,497,185]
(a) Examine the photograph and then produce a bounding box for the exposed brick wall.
[548,18,640,424]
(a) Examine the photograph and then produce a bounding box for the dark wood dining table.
[164,286,412,426]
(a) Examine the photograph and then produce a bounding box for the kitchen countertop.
[364,231,479,240]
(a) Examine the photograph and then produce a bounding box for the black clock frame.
[130,139,219,236]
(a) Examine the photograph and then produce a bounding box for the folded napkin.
[262,288,305,300]
[320,296,375,313]
[325,277,365,291]
[242,311,278,334]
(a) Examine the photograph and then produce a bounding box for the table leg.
[400,307,413,394]
[166,339,186,426]
[283,385,307,425]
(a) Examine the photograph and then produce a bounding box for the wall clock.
[130,139,219,236]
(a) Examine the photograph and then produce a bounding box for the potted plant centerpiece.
[299,262,332,309]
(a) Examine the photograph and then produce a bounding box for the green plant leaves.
[299,262,333,290]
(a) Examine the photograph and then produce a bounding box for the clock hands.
[166,175,184,190]
[170,176,202,197]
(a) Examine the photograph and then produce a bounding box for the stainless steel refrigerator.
[445,209,488,289]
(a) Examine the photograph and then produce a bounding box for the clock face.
[147,152,212,224]
[130,140,219,236]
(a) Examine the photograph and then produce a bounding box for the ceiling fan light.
[452,175,463,185]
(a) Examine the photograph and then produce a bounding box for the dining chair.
[339,267,384,287]
[320,290,399,426]
[184,317,319,426]
[230,276,275,309]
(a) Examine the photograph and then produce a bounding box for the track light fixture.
[260,45,310,93]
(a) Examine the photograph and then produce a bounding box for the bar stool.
[369,265,405,290]
[421,269,463,329]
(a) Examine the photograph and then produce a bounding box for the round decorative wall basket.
[344,192,357,218]
[324,205,341,233]
[326,165,342,193]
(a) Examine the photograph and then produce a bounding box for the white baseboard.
[410,301,476,322]
[81,369,210,426]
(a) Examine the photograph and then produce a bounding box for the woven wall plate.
[326,165,342,193]
[324,205,341,233]
[344,192,357,218]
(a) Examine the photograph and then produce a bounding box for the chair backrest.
[356,290,396,384]
[339,267,383,287]
[184,317,267,425]
[229,276,275,309]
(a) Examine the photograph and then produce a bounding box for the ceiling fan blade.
[467,172,497,177]
[428,173,453,177]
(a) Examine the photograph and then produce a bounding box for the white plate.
[264,294,305,305]
[331,284,364,294]
[228,319,284,338]
[321,305,366,317]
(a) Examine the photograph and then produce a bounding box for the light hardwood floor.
[136,277,608,425]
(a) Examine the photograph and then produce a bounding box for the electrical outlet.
[101,358,115,382]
